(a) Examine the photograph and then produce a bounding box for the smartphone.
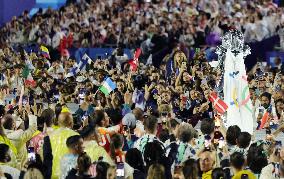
[27,147,36,162]
[22,98,28,105]
[184,91,189,98]
[123,125,129,136]
[241,174,249,179]
[201,78,207,85]
[275,85,281,92]
[54,94,60,100]
[204,135,211,148]
[79,88,86,99]
[214,131,223,144]
[266,128,271,135]
[82,115,88,121]
[218,137,225,149]
[116,163,124,178]
[275,140,281,146]
[259,108,264,114]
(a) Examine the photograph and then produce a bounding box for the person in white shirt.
[255,92,277,128]
[134,115,164,156]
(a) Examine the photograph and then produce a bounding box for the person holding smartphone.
[255,92,277,129]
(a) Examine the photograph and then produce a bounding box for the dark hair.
[280,160,284,177]
[226,125,241,145]
[79,125,97,140]
[200,118,215,135]
[2,114,14,130]
[182,159,198,179]
[144,141,166,170]
[66,135,82,149]
[0,105,5,118]
[230,152,245,170]
[143,115,158,134]
[212,168,226,179]
[0,144,9,162]
[169,118,179,129]
[77,153,92,175]
[91,110,105,126]
[110,133,123,162]
[54,103,63,125]
[260,92,271,102]
[40,108,55,127]
[159,128,170,143]
[125,148,145,173]
[275,99,284,105]
[247,142,268,174]
[237,132,251,149]
[95,161,110,179]
[275,99,284,118]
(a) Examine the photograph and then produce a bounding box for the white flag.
[223,50,254,134]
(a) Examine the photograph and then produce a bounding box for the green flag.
[22,66,29,79]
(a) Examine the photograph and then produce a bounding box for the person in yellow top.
[49,108,78,179]
[80,125,113,165]
[199,150,216,179]
[231,152,256,179]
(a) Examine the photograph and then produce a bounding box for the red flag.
[129,48,141,71]
[209,92,228,114]
[259,111,269,129]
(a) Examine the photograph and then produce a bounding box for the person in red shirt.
[109,133,125,164]
[92,110,121,153]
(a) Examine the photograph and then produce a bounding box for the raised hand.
[124,91,132,105]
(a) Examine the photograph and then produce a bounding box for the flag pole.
[93,88,99,97]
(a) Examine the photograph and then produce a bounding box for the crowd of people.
[0,0,283,179]
[0,0,284,51]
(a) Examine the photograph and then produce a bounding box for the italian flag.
[99,77,116,95]
[22,66,36,87]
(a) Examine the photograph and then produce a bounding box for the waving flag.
[259,112,269,129]
[66,54,92,77]
[99,77,116,95]
[258,106,272,129]
[40,45,50,59]
[129,48,141,71]
[223,50,254,134]
[209,92,228,114]
[22,65,36,87]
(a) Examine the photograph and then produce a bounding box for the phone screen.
[79,88,86,99]
[28,147,36,162]
[218,137,225,149]
[204,135,211,148]
[276,141,282,148]
[54,94,60,99]
[116,163,124,177]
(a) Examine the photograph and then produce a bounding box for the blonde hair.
[147,164,165,179]
[158,104,172,113]
[177,123,196,142]
[58,112,73,128]
[24,168,44,179]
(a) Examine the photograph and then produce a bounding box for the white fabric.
[223,50,254,134]
[260,163,278,179]
[0,165,20,179]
